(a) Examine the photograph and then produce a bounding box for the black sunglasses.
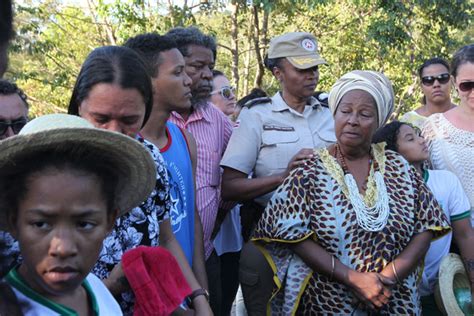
[421,73,450,86]
[459,81,474,92]
[210,86,235,100]
[0,118,27,135]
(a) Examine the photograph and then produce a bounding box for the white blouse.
[422,113,474,211]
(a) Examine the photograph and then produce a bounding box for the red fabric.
[122,246,192,316]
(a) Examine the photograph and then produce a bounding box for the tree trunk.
[167,0,176,27]
[87,0,117,45]
[252,5,264,88]
[85,0,106,44]
[230,1,240,95]
[85,0,118,45]
[261,7,269,56]
[243,16,252,95]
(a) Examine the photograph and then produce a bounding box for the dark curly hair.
[123,33,178,78]
[372,121,412,152]
[0,79,28,108]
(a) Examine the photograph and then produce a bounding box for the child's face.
[10,168,114,298]
[396,124,430,164]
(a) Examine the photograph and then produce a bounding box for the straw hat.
[435,253,472,315]
[0,114,156,227]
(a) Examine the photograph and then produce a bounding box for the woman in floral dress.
[253,70,450,315]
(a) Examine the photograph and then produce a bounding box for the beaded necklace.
[334,143,390,232]
[335,144,374,191]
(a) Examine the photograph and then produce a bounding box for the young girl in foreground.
[0,114,156,315]
[373,121,474,315]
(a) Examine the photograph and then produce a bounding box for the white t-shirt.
[420,169,471,296]
[6,270,122,315]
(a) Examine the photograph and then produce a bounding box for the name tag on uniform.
[263,124,295,132]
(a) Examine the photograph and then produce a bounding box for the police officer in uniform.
[220,32,336,315]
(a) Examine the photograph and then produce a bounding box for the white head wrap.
[328,70,394,128]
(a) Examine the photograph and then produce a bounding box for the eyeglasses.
[0,118,27,135]
[458,81,474,92]
[210,86,235,99]
[421,73,450,86]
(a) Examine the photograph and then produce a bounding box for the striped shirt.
[169,103,233,259]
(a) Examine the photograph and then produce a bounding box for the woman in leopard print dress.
[253,71,450,315]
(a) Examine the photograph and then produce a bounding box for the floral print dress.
[253,144,450,315]
[93,136,172,314]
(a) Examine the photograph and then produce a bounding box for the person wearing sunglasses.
[0,79,28,140]
[423,43,474,223]
[210,70,236,117]
[400,57,456,129]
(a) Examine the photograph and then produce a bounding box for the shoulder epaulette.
[313,91,329,108]
[243,97,272,108]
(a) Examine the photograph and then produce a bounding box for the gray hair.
[166,27,217,61]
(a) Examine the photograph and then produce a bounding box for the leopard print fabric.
[253,147,450,315]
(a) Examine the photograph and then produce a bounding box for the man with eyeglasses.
[166,26,233,315]
[0,79,28,140]
[401,57,456,128]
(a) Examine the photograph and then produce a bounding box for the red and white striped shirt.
[169,103,233,259]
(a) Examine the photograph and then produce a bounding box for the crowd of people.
[0,1,474,315]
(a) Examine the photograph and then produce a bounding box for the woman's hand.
[282,148,314,179]
[103,262,130,297]
[379,265,398,288]
[346,270,393,310]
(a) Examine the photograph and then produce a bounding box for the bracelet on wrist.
[392,262,401,284]
[329,255,335,281]
[185,288,209,309]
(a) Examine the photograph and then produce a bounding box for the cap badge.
[301,39,316,51]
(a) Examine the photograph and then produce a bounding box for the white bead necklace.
[336,144,390,232]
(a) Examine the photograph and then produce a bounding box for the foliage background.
[5,0,474,118]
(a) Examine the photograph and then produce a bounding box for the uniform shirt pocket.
[315,128,336,145]
[260,130,300,171]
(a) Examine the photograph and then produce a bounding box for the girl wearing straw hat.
[0,114,156,315]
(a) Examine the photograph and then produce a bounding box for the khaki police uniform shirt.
[221,91,336,206]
